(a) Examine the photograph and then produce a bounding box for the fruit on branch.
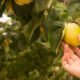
[15,0,33,5]
[11,0,33,24]
[63,22,80,46]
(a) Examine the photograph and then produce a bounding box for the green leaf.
[67,1,80,19]
[45,9,64,53]
[0,0,4,8]
[11,0,33,24]
[48,21,64,53]
[23,12,44,44]
[53,2,68,21]
[0,0,8,17]
[33,0,50,13]
[29,26,40,43]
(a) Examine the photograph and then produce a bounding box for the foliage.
[0,0,80,80]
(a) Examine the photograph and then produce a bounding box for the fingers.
[62,41,80,62]
[72,47,80,58]
[62,42,75,56]
[61,35,80,78]
[62,42,79,60]
[62,43,74,65]
[62,57,71,72]
[62,34,80,54]
[62,42,72,54]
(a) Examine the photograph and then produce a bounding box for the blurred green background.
[0,0,80,80]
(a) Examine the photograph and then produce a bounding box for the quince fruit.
[63,22,80,46]
[15,0,33,5]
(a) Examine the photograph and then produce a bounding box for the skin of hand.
[62,35,80,78]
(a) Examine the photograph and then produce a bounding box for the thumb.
[62,42,70,53]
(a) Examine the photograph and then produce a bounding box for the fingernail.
[64,44,69,49]
[62,42,67,48]
[63,44,70,53]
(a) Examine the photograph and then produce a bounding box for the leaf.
[0,0,4,8]
[53,2,68,21]
[23,12,44,44]
[67,1,80,19]
[0,0,8,17]
[33,0,50,13]
[48,22,64,53]
[11,0,33,24]
[39,42,50,49]
[45,9,64,53]
[29,26,40,43]
[2,38,11,53]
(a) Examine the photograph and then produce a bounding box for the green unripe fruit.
[63,22,80,46]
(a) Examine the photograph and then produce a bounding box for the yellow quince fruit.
[15,0,33,5]
[63,22,80,46]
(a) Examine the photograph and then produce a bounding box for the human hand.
[62,42,80,78]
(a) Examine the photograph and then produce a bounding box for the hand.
[62,42,80,78]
